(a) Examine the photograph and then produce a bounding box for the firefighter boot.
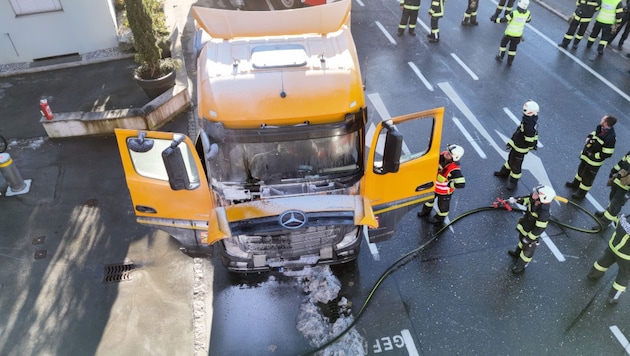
[572,38,581,49]
[587,267,604,281]
[608,287,624,305]
[506,55,515,66]
[558,38,569,49]
[417,205,431,218]
[506,177,517,191]
[597,43,605,55]
[494,166,509,177]
[427,214,445,227]
[470,16,479,26]
[490,9,501,22]
[409,28,416,36]
[511,258,527,274]
[397,28,404,37]
[508,247,522,259]
[571,189,586,200]
[586,39,594,48]
[565,179,578,189]
[427,32,439,43]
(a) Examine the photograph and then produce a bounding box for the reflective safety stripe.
[505,11,530,37]
[610,232,630,261]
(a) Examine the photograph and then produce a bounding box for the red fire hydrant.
[39,98,54,120]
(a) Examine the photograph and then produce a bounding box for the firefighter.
[398,0,421,37]
[417,144,466,227]
[494,0,531,65]
[461,0,480,26]
[566,115,617,200]
[494,100,539,191]
[588,214,630,305]
[490,0,515,22]
[427,0,445,43]
[558,0,602,49]
[594,151,630,227]
[586,0,624,54]
[507,185,556,274]
[608,2,630,48]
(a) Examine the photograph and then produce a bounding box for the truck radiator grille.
[240,226,342,258]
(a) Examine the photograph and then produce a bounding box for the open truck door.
[361,107,444,243]
[115,129,228,254]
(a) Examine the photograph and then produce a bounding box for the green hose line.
[298,199,605,355]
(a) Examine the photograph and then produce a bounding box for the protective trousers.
[498,35,521,64]
[491,0,515,20]
[463,0,479,24]
[571,160,600,196]
[601,185,630,224]
[587,22,614,52]
[589,248,630,303]
[399,8,420,33]
[422,193,452,221]
[512,235,538,273]
[497,148,524,188]
[562,17,594,47]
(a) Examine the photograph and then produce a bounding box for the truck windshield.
[210,132,361,184]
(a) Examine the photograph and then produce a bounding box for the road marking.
[401,329,420,356]
[408,62,434,91]
[368,93,391,121]
[415,17,431,34]
[450,53,479,80]
[453,117,486,159]
[355,0,365,6]
[375,21,397,44]
[610,325,630,355]
[541,233,565,262]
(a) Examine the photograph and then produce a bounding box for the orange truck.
[115,0,443,273]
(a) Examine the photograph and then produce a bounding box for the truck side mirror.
[162,134,192,191]
[382,129,402,173]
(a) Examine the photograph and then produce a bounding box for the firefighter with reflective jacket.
[417,145,466,226]
[428,0,445,43]
[586,0,624,54]
[507,185,556,274]
[595,151,630,227]
[494,100,539,191]
[494,0,531,65]
[566,115,617,200]
[558,0,602,49]
[398,0,421,36]
[588,214,630,305]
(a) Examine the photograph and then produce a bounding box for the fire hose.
[298,195,604,355]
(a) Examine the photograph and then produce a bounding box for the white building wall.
[0,0,119,65]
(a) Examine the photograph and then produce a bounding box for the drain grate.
[103,262,135,283]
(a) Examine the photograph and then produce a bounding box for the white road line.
[541,233,565,262]
[401,329,420,356]
[368,93,392,121]
[610,325,630,355]
[453,117,487,159]
[524,24,630,103]
[375,21,397,45]
[450,53,479,80]
[408,62,434,91]
[354,0,365,6]
[415,17,431,34]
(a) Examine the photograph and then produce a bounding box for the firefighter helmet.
[522,100,539,116]
[518,0,530,9]
[447,144,465,162]
[533,184,556,204]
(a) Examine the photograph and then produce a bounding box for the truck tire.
[271,0,303,9]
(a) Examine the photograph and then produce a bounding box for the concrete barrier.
[40,84,190,138]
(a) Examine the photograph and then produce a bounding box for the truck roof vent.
[251,44,307,69]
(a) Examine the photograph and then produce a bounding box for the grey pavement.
[0,0,588,355]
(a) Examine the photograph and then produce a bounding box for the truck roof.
[192,0,365,129]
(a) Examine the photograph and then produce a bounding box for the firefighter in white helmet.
[417,144,466,227]
[506,184,555,274]
[494,100,539,191]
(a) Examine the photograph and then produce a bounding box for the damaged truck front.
[115,0,444,273]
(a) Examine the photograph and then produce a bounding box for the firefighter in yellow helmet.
[493,0,531,65]
[417,144,466,227]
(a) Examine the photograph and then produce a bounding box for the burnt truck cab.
[115,0,443,273]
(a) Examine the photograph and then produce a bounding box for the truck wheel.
[271,0,303,9]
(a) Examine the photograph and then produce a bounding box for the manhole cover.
[85,198,99,207]
[34,250,47,259]
[32,236,45,245]
[103,262,135,283]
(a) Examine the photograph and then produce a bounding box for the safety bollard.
[0,152,31,196]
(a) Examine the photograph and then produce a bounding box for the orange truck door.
[361,107,444,242]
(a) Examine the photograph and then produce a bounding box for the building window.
[10,0,63,16]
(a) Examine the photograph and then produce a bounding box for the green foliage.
[124,0,170,79]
